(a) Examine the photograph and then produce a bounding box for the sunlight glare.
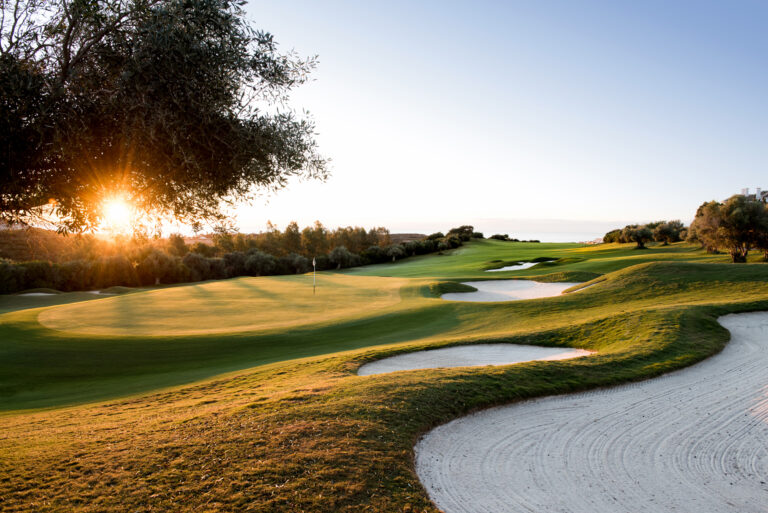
[102,195,134,234]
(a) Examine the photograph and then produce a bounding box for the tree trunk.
[730,248,748,263]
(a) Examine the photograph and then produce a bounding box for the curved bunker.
[414,312,768,513]
[485,262,538,272]
[357,344,591,376]
[442,279,582,302]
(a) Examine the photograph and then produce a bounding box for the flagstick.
[312,257,316,295]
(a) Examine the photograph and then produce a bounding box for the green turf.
[2,241,768,511]
[0,245,768,513]
[0,239,758,412]
[348,239,733,278]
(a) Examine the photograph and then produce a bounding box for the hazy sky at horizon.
[232,0,768,240]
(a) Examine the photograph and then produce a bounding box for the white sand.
[415,312,768,513]
[485,262,538,272]
[442,280,581,302]
[357,344,591,376]
[18,292,57,296]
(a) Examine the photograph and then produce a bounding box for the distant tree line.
[0,223,483,294]
[603,193,768,263]
[603,220,686,249]
[489,234,541,243]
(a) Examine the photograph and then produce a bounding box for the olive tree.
[690,195,768,262]
[244,250,276,276]
[621,225,653,249]
[1,0,326,232]
[328,246,354,269]
[653,220,685,245]
[385,244,405,262]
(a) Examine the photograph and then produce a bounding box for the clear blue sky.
[234,0,768,240]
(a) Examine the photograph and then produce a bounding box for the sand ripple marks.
[415,312,768,513]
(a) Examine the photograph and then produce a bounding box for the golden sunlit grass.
[37,274,411,336]
[2,243,768,511]
[2,261,768,512]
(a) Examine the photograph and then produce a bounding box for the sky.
[231,0,768,241]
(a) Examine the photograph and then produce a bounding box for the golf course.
[2,239,768,511]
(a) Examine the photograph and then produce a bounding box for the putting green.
[38,274,410,336]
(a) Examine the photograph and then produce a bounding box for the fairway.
[38,274,408,336]
[2,240,768,512]
[346,239,736,279]
[0,240,761,412]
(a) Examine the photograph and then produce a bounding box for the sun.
[101,195,134,233]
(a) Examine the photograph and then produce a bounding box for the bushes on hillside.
[488,234,539,242]
[244,250,276,276]
[447,225,474,241]
[0,223,479,294]
[182,252,211,281]
[328,246,358,269]
[385,244,405,262]
[604,220,685,248]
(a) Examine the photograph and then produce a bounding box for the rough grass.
[1,241,768,511]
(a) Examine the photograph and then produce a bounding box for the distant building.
[740,187,768,202]
[184,235,215,246]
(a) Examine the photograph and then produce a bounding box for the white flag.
[312,257,316,267]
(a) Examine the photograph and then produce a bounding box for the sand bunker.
[485,262,537,272]
[415,312,768,513]
[442,280,581,302]
[19,292,57,296]
[357,344,591,376]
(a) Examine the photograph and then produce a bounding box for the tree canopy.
[1,0,326,232]
[688,195,768,262]
[604,220,685,248]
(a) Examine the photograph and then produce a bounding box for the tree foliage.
[0,222,478,293]
[652,220,685,245]
[604,220,684,248]
[621,225,653,249]
[1,0,326,232]
[328,245,355,269]
[689,195,768,262]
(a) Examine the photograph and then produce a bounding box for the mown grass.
[37,274,409,336]
[347,239,736,278]
[1,241,767,511]
[0,241,736,411]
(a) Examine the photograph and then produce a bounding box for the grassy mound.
[1,241,767,511]
[15,287,62,295]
